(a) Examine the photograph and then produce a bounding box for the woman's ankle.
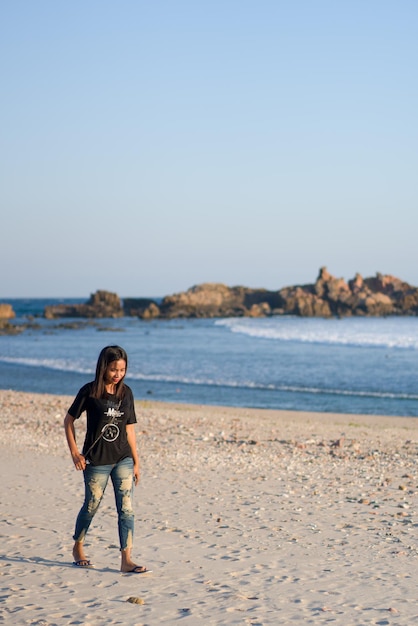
[73,541,86,560]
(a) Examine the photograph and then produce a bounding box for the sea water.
[1,299,418,417]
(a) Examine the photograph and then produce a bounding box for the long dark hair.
[91,345,128,399]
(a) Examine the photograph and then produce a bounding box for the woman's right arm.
[64,412,86,471]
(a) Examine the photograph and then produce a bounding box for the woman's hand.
[72,452,86,471]
[133,462,140,486]
[126,423,140,486]
[64,412,85,470]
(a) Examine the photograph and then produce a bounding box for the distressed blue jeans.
[73,456,135,550]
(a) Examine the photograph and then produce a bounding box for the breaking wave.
[1,355,417,401]
[215,317,418,349]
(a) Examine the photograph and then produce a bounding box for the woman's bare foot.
[121,565,149,573]
[120,547,149,573]
[72,541,92,567]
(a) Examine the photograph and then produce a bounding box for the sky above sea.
[1,1,417,298]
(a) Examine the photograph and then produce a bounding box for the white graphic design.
[104,407,124,419]
[101,405,124,442]
[102,423,120,442]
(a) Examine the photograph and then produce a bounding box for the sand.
[0,389,417,625]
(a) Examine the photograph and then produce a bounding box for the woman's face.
[104,359,126,386]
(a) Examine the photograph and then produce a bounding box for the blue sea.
[1,298,418,417]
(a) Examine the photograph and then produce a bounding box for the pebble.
[126,596,145,605]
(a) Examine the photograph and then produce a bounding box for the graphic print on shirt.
[101,403,124,443]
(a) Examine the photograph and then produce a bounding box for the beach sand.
[0,390,417,625]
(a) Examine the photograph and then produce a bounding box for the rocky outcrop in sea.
[276,267,418,318]
[136,267,418,319]
[0,303,18,335]
[0,304,15,320]
[44,290,123,319]
[3,267,418,323]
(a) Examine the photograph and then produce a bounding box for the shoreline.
[1,389,417,624]
[1,388,417,454]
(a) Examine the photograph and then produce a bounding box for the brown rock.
[364,272,407,295]
[158,283,283,319]
[363,293,394,316]
[123,298,160,318]
[348,273,364,293]
[44,290,123,319]
[399,291,418,313]
[45,268,418,321]
[141,302,161,320]
[0,303,15,319]
[278,267,418,318]
[248,302,272,317]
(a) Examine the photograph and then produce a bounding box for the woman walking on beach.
[64,345,148,573]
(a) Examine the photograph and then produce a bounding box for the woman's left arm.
[126,423,140,485]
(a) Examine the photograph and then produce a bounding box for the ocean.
[1,298,418,417]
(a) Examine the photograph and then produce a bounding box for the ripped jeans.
[73,456,134,550]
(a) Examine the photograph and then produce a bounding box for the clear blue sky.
[1,0,417,297]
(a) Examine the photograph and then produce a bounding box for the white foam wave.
[114,372,418,401]
[0,356,94,375]
[215,318,418,349]
[1,356,417,401]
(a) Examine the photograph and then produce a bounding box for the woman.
[64,345,148,573]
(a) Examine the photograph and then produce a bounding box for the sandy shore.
[0,390,417,625]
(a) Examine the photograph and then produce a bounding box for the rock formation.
[137,268,418,319]
[40,269,418,320]
[156,283,284,319]
[270,267,417,317]
[0,303,15,319]
[0,303,18,334]
[44,290,123,319]
[123,298,161,319]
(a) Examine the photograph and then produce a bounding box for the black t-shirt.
[68,382,137,466]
